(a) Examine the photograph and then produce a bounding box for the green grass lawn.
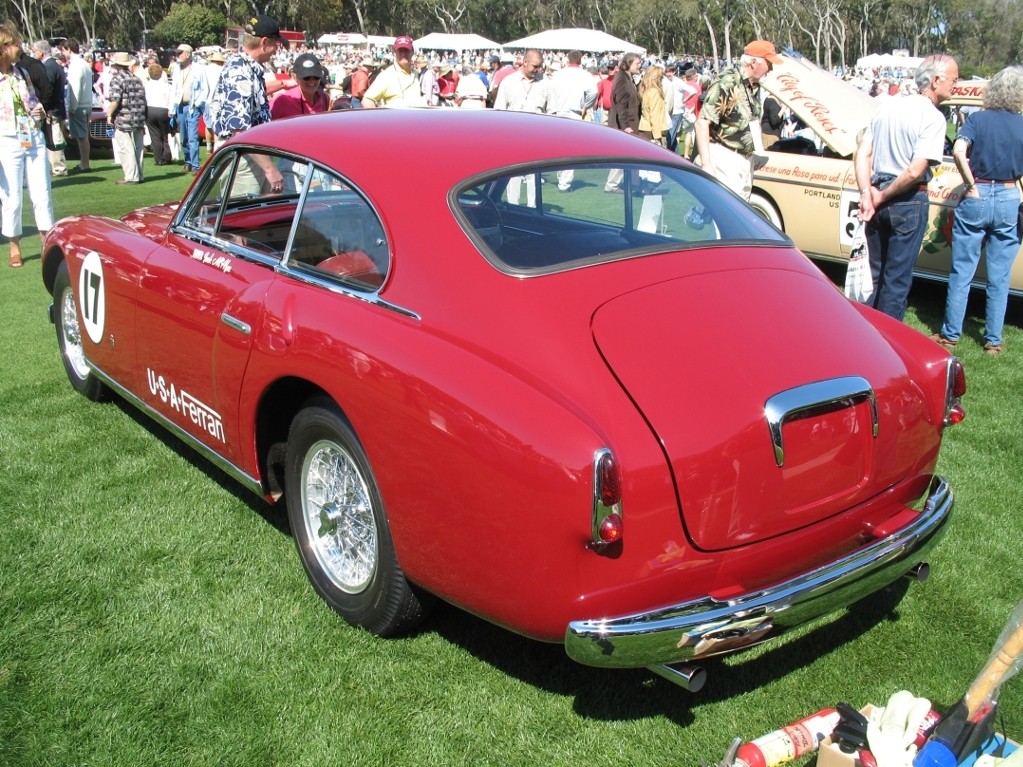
[1,154,1021,766]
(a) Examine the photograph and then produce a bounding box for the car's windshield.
[455,162,788,274]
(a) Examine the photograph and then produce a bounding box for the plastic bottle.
[734,708,842,767]
[912,709,942,749]
[27,93,42,129]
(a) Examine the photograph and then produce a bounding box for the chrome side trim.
[220,313,252,335]
[277,263,420,320]
[88,363,265,497]
[565,476,952,669]
[765,376,878,467]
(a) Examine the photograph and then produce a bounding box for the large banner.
[762,51,877,157]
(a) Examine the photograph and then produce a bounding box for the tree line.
[9,0,1022,76]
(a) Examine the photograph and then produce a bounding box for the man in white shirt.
[493,49,546,205]
[65,38,93,173]
[543,50,597,191]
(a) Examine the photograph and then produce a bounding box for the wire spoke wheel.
[302,439,378,594]
[286,398,429,636]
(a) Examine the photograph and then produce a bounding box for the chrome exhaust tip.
[905,562,930,583]
[648,663,707,693]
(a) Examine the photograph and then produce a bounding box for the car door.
[133,149,289,464]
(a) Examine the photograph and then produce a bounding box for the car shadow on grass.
[422,576,910,726]
[110,397,292,537]
[103,377,916,724]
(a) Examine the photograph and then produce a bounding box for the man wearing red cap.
[362,36,425,108]
[695,40,782,201]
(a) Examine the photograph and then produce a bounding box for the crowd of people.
[2,19,1022,352]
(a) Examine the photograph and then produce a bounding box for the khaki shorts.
[697,142,753,200]
[68,107,90,140]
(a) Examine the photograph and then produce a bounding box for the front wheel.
[285,398,429,636]
[53,260,108,402]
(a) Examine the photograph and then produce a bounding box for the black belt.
[974,178,1016,186]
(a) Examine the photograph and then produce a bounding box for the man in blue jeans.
[170,44,211,173]
[854,54,959,320]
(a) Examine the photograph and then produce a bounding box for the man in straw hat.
[106,51,147,184]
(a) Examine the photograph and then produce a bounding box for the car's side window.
[179,150,297,257]
[287,167,388,291]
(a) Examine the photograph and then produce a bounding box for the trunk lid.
[592,264,930,551]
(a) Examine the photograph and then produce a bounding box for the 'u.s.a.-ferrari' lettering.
[146,368,225,442]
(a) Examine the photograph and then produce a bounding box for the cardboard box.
[817,706,875,767]
[817,707,1017,767]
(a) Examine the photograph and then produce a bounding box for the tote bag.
[844,221,874,303]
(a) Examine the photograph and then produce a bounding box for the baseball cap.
[292,52,324,79]
[499,51,513,64]
[744,40,782,64]
[393,35,414,51]
[245,14,290,49]
[176,43,193,53]
[488,54,500,64]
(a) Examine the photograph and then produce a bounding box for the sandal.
[930,333,957,349]
[8,246,22,268]
[984,343,1006,356]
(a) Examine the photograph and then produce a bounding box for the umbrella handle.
[964,618,1023,717]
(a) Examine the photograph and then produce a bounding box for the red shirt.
[437,71,459,99]
[597,76,614,110]
[351,68,369,98]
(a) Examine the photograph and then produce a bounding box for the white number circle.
[77,251,106,345]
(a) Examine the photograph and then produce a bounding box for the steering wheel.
[463,190,504,250]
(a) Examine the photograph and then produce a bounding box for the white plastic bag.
[844,221,874,303]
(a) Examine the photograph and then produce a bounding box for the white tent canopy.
[414,32,501,51]
[317,33,368,46]
[503,28,644,54]
[856,53,923,70]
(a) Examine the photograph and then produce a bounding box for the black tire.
[285,397,428,636]
[53,260,108,402]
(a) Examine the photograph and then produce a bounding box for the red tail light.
[598,513,623,544]
[592,449,623,549]
[944,358,966,426]
[598,451,621,507]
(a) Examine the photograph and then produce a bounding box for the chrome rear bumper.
[565,476,952,669]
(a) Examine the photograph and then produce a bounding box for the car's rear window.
[454,162,788,273]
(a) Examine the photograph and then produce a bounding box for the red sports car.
[41,109,965,692]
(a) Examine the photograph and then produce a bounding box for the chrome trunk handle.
[764,376,878,467]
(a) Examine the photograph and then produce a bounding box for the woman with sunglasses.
[271,53,329,120]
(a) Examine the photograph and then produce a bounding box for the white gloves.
[867,690,933,767]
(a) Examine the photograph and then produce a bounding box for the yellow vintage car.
[751,53,1023,296]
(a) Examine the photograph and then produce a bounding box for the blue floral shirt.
[208,50,270,138]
